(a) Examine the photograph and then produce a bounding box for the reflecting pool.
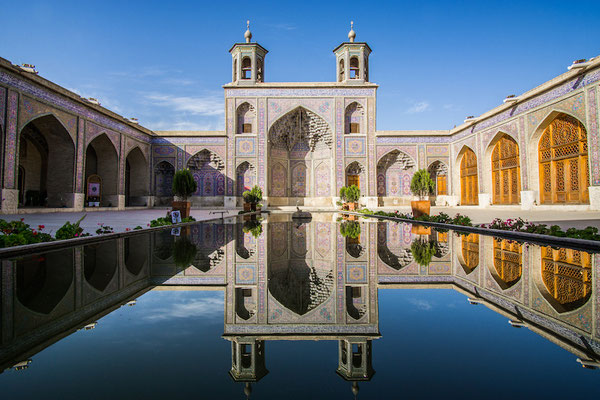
[1,213,599,398]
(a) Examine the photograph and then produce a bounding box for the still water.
[1,213,599,399]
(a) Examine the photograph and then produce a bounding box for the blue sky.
[1,0,599,131]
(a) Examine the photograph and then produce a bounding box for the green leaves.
[172,169,198,200]
[340,185,360,202]
[410,169,435,200]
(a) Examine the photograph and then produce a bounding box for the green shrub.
[0,219,54,248]
[243,219,263,238]
[55,215,89,240]
[243,186,263,204]
[410,169,435,200]
[345,185,361,202]
[172,169,197,201]
[173,237,198,268]
[411,237,436,266]
[340,220,361,239]
[339,186,348,202]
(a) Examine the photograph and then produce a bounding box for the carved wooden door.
[460,148,479,205]
[492,135,520,204]
[539,115,589,204]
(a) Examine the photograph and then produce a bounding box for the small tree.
[339,186,348,202]
[411,237,436,267]
[345,185,361,203]
[243,186,263,204]
[172,169,197,202]
[173,236,198,268]
[410,169,435,200]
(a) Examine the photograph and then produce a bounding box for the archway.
[488,134,520,204]
[187,149,225,206]
[459,147,479,205]
[490,239,522,289]
[84,241,118,292]
[458,233,479,275]
[268,107,333,206]
[540,247,592,313]
[427,161,448,200]
[344,102,364,134]
[85,133,119,207]
[125,147,149,207]
[376,150,415,205]
[538,114,589,204]
[236,161,256,196]
[154,161,174,206]
[236,102,256,134]
[18,114,75,208]
[345,161,366,194]
[124,235,148,276]
[377,222,414,270]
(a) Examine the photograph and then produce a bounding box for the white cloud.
[443,103,462,111]
[408,298,433,311]
[406,101,430,114]
[145,93,224,116]
[144,296,224,321]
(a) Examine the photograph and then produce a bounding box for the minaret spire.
[245,20,252,43]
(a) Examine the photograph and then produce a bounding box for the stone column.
[588,186,600,210]
[478,193,491,208]
[520,190,536,210]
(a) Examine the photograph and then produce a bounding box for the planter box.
[411,200,430,218]
[345,202,358,211]
[411,225,432,235]
[172,201,191,218]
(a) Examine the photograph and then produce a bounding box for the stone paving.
[2,206,599,235]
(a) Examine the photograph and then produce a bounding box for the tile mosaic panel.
[587,87,600,184]
[346,264,367,283]
[258,99,266,190]
[235,136,256,157]
[426,145,449,156]
[225,87,376,98]
[314,161,331,196]
[267,98,333,129]
[335,98,344,191]
[236,264,257,284]
[376,145,417,163]
[4,90,18,188]
[344,137,366,156]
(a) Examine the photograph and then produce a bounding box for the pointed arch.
[86,133,119,207]
[455,233,479,275]
[236,161,256,196]
[154,160,175,205]
[345,102,364,134]
[482,132,521,204]
[533,112,589,204]
[427,160,448,196]
[534,246,593,313]
[236,102,256,134]
[377,222,414,270]
[376,149,416,200]
[488,238,522,290]
[457,146,479,205]
[18,114,75,207]
[125,146,149,206]
[345,161,366,194]
[84,241,118,293]
[187,149,225,198]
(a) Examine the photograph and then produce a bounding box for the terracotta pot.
[342,203,349,211]
[243,203,252,212]
[411,200,430,218]
[172,201,191,218]
[411,225,431,235]
[347,202,358,211]
[343,214,357,221]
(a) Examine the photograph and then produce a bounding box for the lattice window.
[539,114,589,204]
[542,246,592,311]
[491,135,520,204]
[460,148,479,205]
[461,233,479,273]
[492,239,522,288]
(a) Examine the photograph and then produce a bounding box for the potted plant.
[340,220,361,240]
[173,236,198,268]
[172,169,197,218]
[410,237,436,267]
[243,185,263,212]
[243,218,263,238]
[410,169,435,218]
[339,187,349,210]
[344,185,360,211]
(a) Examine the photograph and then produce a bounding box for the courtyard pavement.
[2,206,599,235]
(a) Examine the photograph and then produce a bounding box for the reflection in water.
[1,213,599,397]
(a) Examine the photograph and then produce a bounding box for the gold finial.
[244,20,252,43]
[348,20,356,42]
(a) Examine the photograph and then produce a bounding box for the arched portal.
[345,161,366,194]
[268,107,332,206]
[459,148,479,205]
[491,135,520,204]
[18,115,75,208]
[84,241,118,292]
[377,222,414,270]
[236,161,256,196]
[86,134,119,207]
[459,233,479,274]
[491,239,522,289]
[538,114,589,204]
[187,149,225,206]
[541,247,592,312]
[236,102,256,134]
[344,102,364,134]
[428,161,448,197]
[376,150,415,205]
[125,147,149,207]
[154,161,174,206]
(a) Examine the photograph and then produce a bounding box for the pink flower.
[38,224,45,230]
[20,218,24,222]
[125,228,130,231]
[75,233,79,237]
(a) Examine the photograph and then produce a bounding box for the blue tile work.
[225,88,377,97]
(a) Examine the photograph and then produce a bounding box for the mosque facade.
[0,24,599,213]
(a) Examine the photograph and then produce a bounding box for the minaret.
[230,20,268,84]
[333,21,372,83]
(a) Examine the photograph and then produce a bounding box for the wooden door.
[460,148,479,205]
[493,239,522,288]
[539,115,589,204]
[492,135,521,204]
[461,233,479,273]
[436,175,447,195]
[541,247,591,310]
[347,174,359,188]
